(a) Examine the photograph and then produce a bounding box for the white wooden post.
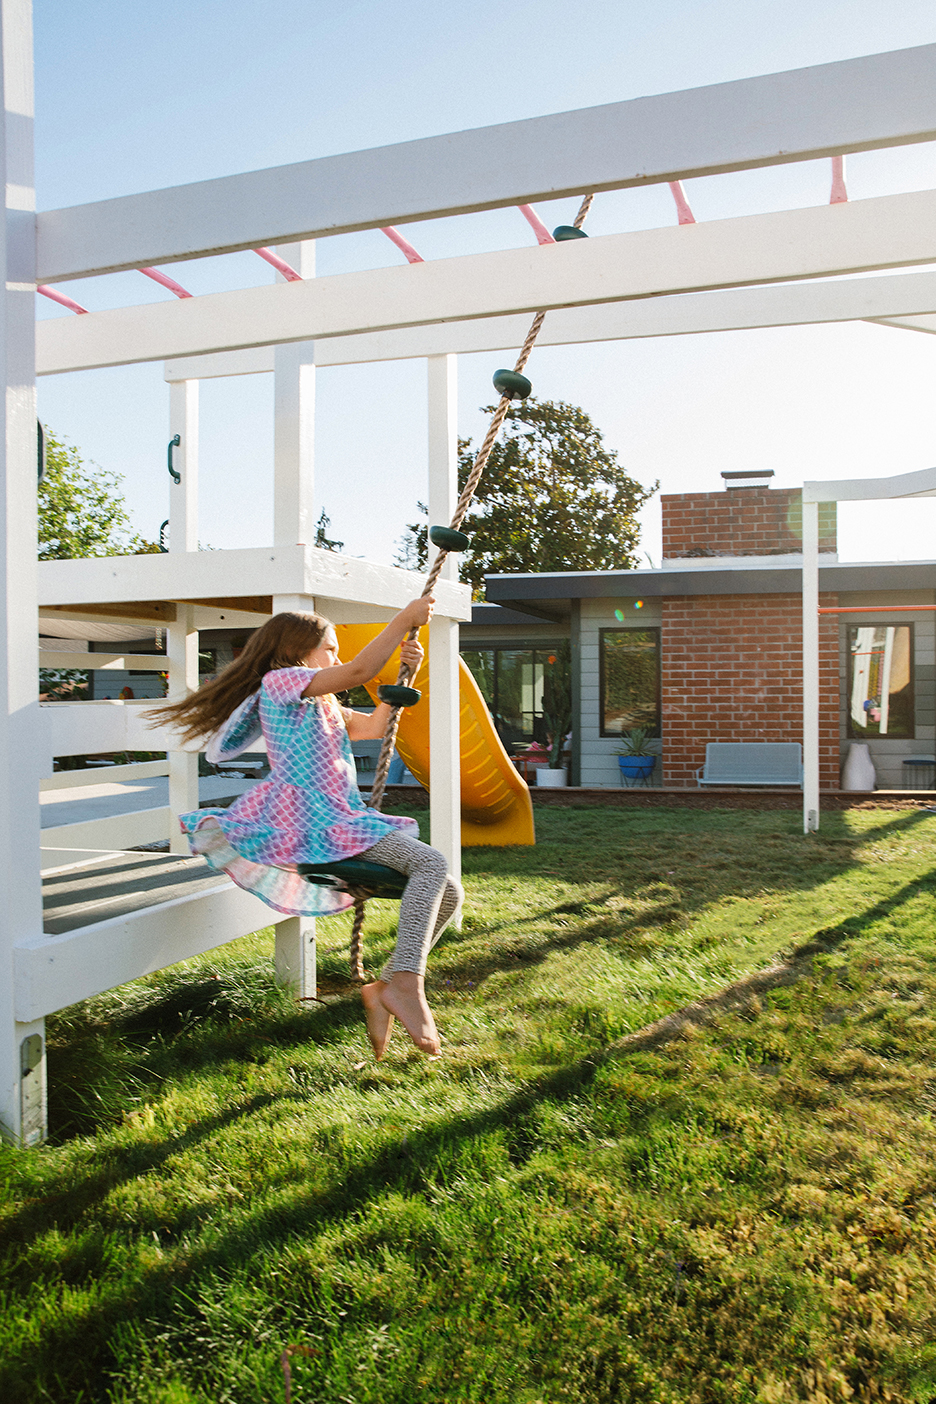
[0,0,46,1144]
[274,918,317,1002]
[167,603,199,853]
[273,241,315,547]
[166,379,199,852]
[427,354,461,884]
[272,242,318,996]
[169,379,198,551]
[802,499,820,833]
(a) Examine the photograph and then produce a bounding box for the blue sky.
[34,0,936,566]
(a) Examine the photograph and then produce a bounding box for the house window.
[599,628,660,737]
[461,647,558,746]
[846,624,914,738]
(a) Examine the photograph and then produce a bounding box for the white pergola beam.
[37,544,472,620]
[36,44,936,282]
[803,464,936,502]
[869,313,936,335]
[161,268,936,380]
[38,650,166,670]
[36,191,936,375]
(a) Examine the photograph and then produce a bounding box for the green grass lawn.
[3,805,936,1403]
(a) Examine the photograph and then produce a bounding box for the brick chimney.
[661,472,836,561]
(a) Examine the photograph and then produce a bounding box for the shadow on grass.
[43,808,936,1142]
[7,862,933,1397]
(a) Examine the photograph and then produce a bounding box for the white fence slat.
[42,807,172,851]
[40,760,170,791]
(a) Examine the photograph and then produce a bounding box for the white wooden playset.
[3,0,936,1142]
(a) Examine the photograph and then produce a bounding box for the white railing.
[42,808,172,851]
[40,759,170,791]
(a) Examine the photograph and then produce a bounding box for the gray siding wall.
[579,596,662,788]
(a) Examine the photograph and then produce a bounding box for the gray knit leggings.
[357,831,463,978]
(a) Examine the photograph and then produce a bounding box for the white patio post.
[169,379,198,552]
[272,241,317,1000]
[167,604,198,853]
[166,380,199,853]
[802,496,820,833]
[273,241,315,548]
[0,0,45,1144]
[426,354,461,885]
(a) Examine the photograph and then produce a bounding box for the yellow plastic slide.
[336,623,535,847]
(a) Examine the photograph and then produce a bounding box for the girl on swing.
[146,597,461,1060]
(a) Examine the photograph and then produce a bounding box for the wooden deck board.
[42,849,228,935]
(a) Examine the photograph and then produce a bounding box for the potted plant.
[616,727,658,785]
[537,642,572,787]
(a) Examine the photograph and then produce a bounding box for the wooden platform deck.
[41,848,228,936]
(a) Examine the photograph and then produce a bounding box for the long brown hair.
[145,611,330,745]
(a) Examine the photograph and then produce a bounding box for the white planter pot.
[841,742,876,791]
[535,766,568,788]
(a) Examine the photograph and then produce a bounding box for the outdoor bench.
[696,742,803,788]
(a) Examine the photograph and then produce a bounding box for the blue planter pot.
[618,755,657,786]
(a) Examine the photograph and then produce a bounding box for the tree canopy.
[458,400,655,593]
[395,400,655,594]
[38,432,158,559]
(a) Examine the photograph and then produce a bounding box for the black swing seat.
[297,858,408,898]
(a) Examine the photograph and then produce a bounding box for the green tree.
[38,432,158,701]
[314,509,344,553]
[393,501,428,571]
[38,432,154,560]
[455,399,655,595]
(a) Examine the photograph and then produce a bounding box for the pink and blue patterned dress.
[180,666,418,917]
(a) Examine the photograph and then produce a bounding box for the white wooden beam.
[41,807,172,853]
[163,268,936,380]
[14,879,288,1021]
[38,543,305,604]
[36,44,936,281]
[37,702,195,774]
[37,543,472,620]
[40,759,169,790]
[803,465,936,502]
[868,313,936,335]
[38,650,166,670]
[37,191,936,375]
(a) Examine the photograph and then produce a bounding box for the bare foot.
[379,972,440,1056]
[361,980,395,1060]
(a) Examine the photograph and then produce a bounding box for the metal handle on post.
[168,434,181,484]
[159,519,169,552]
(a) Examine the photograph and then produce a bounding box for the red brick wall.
[661,592,840,789]
[661,488,837,559]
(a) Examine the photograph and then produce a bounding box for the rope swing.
[306,193,595,981]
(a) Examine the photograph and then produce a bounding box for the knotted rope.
[347,193,594,980]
